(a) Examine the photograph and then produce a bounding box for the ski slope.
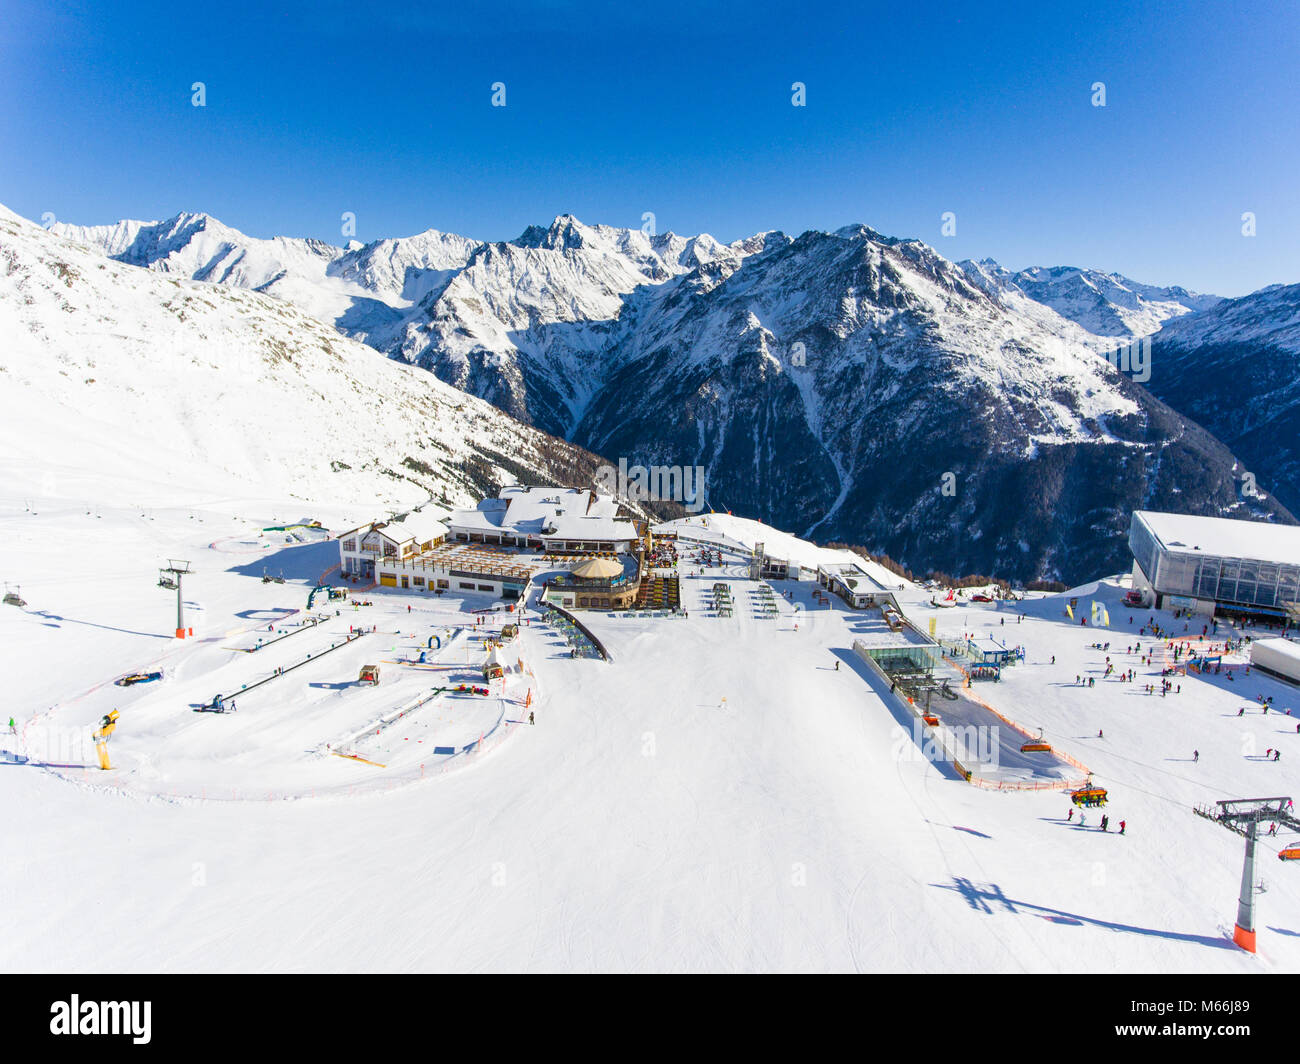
[3,484,1300,972]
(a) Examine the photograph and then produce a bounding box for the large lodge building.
[337,485,644,605]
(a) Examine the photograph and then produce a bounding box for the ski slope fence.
[957,685,1092,792]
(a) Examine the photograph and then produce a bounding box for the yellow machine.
[92,710,119,770]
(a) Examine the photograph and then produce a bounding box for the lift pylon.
[1196,796,1300,952]
[159,559,192,638]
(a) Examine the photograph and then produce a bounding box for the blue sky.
[1,0,1296,296]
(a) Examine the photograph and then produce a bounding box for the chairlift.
[1071,785,1109,808]
[157,571,177,590]
[3,583,25,607]
[1021,727,1052,753]
[1279,846,1300,862]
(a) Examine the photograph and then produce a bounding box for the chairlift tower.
[159,559,192,638]
[1196,796,1300,952]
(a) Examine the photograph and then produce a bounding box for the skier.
[1067,807,1074,821]
[528,711,534,726]
[1275,750,1281,762]
[1193,749,1199,763]
[1119,820,1126,835]
[230,700,237,713]
[6,717,14,735]
[1051,655,1055,665]
[1098,729,1103,739]
[1101,815,1109,832]
[1239,707,1245,717]
[834,660,840,671]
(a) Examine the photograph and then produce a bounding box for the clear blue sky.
[2,0,1296,296]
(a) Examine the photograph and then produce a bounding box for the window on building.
[437,579,449,589]
[413,577,425,586]
[459,582,476,590]
[343,538,356,552]
[479,584,494,592]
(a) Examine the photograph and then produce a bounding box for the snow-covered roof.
[1253,637,1300,665]
[448,485,632,541]
[572,556,624,579]
[543,515,637,542]
[383,509,448,545]
[1135,511,1300,568]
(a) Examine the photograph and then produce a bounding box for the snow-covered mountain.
[1147,283,1300,515]
[558,226,1283,582]
[0,206,611,514]
[397,215,779,433]
[960,260,1222,338]
[39,206,1291,582]
[50,211,481,352]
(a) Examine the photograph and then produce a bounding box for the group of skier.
[1067,807,1126,835]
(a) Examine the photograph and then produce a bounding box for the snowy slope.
[0,206,608,513]
[3,496,1300,973]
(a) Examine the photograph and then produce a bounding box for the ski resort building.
[374,543,538,599]
[1250,638,1300,686]
[447,485,639,553]
[338,510,448,581]
[541,554,642,611]
[816,560,891,609]
[1128,511,1300,618]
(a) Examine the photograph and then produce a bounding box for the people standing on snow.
[1193,749,1199,763]
[1068,808,1074,821]
[528,711,534,725]
[1101,815,1109,832]
[6,717,14,735]
[1119,820,1126,835]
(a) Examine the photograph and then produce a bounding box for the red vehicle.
[970,593,993,603]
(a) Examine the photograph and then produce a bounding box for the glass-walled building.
[1128,511,1300,618]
